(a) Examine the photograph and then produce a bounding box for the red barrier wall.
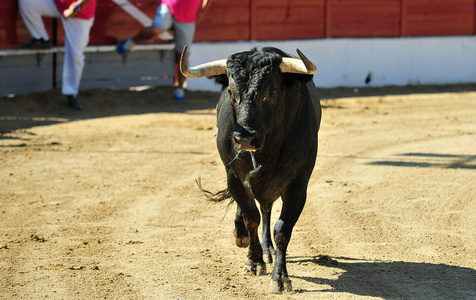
[0,0,42,47]
[402,0,475,36]
[249,0,325,40]
[1,0,475,48]
[194,0,250,42]
[326,0,402,37]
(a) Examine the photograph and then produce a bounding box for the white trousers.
[19,0,94,96]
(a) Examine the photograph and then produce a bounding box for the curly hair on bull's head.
[211,47,314,89]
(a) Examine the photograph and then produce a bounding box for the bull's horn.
[180,45,227,78]
[280,48,317,75]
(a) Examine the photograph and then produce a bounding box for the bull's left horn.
[279,48,317,75]
[180,45,227,78]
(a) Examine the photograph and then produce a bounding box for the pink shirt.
[54,0,97,20]
[162,0,202,23]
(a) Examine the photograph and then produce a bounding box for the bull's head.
[180,46,316,152]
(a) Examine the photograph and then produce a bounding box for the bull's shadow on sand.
[367,153,476,170]
[288,256,476,299]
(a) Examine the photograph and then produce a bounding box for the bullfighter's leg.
[234,205,249,248]
[227,172,266,276]
[270,179,308,293]
[260,208,275,264]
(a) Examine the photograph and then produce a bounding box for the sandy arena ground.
[1,84,475,299]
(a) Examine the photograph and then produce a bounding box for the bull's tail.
[195,177,234,203]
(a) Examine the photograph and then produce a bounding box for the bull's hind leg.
[260,208,276,264]
[227,173,266,276]
[270,179,307,293]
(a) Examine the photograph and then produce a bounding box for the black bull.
[181,46,321,293]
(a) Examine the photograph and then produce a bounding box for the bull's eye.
[263,90,275,102]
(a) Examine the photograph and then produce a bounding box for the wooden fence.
[1,0,475,47]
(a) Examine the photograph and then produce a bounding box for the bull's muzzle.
[233,131,261,152]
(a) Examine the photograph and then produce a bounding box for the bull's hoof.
[235,236,250,248]
[245,259,266,276]
[269,278,292,293]
[234,229,250,248]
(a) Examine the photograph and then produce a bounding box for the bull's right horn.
[280,48,317,75]
[180,45,227,78]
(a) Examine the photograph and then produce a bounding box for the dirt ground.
[1,84,475,299]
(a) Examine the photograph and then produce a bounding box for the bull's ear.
[210,74,229,90]
[283,73,314,86]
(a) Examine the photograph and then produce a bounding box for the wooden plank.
[252,0,325,40]
[211,0,250,7]
[0,0,19,47]
[330,22,401,37]
[326,0,401,37]
[256,0,290,6]
[406,3,473,15]
[254,22,325,40]
[329,0,401,5]
[328,7,401,22]
[195,24,250,42]
[196,1,250,42]
[403,0,472,4]
[197,7,249,25]
[405,19,475,36]
[250,0,258,41]
[402,0,475,36]
[257,0,325,6]
[255,6,324,24]
[0,6,52,48]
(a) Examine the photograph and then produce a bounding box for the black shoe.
[21,38,52,49]
[67,95,83,110]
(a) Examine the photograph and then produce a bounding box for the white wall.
[187,36,476,91]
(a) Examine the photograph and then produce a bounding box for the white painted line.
[110,0,174,40]
[110,0,151,27]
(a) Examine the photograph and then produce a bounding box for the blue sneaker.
[116,37,134,55]
[173,88,185,101]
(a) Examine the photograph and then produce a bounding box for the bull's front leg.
[234,205,249,248]
[227,173,266,276]
[260,208,275,264]
[242,208,266,275]
[270,180,307,293]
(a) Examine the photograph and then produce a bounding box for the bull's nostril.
[233,131,260,151]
